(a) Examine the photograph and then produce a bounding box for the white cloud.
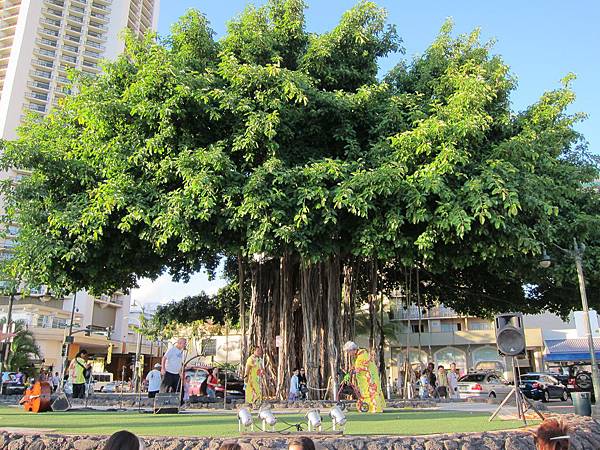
[131,270,227,306]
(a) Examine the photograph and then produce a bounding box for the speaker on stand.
[489,313,545,425]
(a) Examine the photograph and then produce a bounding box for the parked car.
[0,372,25,396]
[101,381,130,393]
[564,369,595,402]
[92,372,114,392]
[519,373,569,402]
[185,366,245,399]
[457,372,512,399]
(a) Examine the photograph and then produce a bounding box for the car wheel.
[542,390,550,403]
[489,392,496,399]
[561,390,568,402]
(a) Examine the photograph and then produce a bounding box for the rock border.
[0,414,598,449]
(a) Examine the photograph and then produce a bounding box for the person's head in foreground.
[219,442,241,450]
[288,436,316,450]
[103,430,145,450]
[535,419,570,450]
[342,341,359,358]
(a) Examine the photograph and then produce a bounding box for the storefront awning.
[544,338,600,362]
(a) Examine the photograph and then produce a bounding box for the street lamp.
[540,238,600,413]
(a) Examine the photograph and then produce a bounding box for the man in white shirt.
[160,338,187,393]
[146,363,162,398]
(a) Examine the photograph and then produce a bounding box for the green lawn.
[0,406,536,437]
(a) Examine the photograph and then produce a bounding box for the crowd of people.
[413,361,461,400]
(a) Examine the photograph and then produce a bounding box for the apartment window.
[38,48,56,57]
[441,322,462,332]
[62,55,77,63]
[71,5,85,13]
[63,44,78,53]
[30,92,48,101]
[65,34,80,43]
[411,323,426,333]
[41,28,60,37]
[470,321,493,331]
[40,38,57,47]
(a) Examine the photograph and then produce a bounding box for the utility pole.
[573,239,600,415]
[0,289,16,374]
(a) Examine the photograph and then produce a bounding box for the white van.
[92,372,114,392]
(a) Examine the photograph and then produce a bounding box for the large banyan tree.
[1,0,599,398]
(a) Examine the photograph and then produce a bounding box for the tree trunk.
[369,260,378,354]
[249,255,280,397]
[238,250,247,366]
[300,262,322,399]
[325,254,341,400]
[276,253,298,400]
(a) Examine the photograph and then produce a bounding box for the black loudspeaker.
[495,313,526,356]
[51,394,71,412]
[153,393,180,414]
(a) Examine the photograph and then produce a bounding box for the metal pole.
[59,292,77,393]
[573,238,600,412]
[134,331,141,392]
[0,290,16,374]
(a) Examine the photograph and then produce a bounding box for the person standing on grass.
[160,338,187,394]
[51,372,60,392]
[436,365,449,399]
[207,367,220,398]
[288,368,300,401]
[342,341,386,413]
[146,363,162,399]
[447,362,460,399]
[69,350,91,399]
[244,347,264,405]
[298,368,307,400]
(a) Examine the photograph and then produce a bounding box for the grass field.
[0,406,537,437]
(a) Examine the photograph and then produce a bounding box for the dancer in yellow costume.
[343,341,386,413]
[243,347,264,405]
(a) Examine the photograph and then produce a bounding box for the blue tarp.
[544,338,600,362]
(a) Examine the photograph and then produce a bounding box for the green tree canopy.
[0,1,598,319]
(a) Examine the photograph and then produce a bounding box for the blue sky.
[132,0,600,305]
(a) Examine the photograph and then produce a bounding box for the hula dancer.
[243,347,264,404]
[343,341,386,413]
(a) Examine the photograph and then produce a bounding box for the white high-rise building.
[0,0,160,140]
[0,0,160,378]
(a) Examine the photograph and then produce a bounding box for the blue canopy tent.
[544,338,600,362]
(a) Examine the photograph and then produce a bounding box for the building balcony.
[87,21,108,32]
[84,40,105,51]
[69,5,86,15]
[86,30,107,42]
[82,50,100,60]
[27,80,51,91]
[30,69,53,80]
[41,8,64,20]
[36,37,58,48]
[34,47,57,58]
[66,15,84,25]
[26,103,47,113]
[44,0,65,8]
[65,24,82,34]
[90,2,111,13]
[25,91,49,102]
[32,58,54,70]
[71,0,88,6]
[95,294,123,307]
[40,17,62,28]
[392,305,464,321]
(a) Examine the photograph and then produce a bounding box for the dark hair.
[535,419,570,450]
[288,437,315,450]
[103,430,142,450]
[219,443,241,450]
[77,349,88,357]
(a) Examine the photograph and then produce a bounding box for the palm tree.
[0,319,41,372]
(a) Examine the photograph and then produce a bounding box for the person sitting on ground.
[535,418,570,450]
[103,430,145,450]
[219,443,241,450]
[288,437,316,450]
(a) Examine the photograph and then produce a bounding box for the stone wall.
[1,415,598,450]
